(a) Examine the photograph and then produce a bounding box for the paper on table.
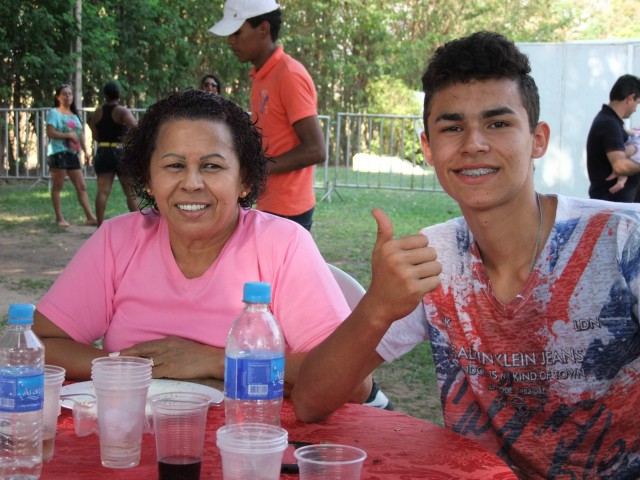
[62,379,224,437]
[60,379,224,409]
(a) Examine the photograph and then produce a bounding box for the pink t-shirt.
[38,208,349,353]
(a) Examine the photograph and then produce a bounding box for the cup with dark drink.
[150,391,211,480]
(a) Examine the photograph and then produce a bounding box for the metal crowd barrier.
[0,108,443,197]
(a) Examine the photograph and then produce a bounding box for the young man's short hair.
[247,9,282,42]
[421,31,540,137]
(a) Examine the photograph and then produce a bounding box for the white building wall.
[518,40,640,198]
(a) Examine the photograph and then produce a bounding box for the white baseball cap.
[209,0,279,36]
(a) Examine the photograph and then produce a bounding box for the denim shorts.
[47,151,81,170]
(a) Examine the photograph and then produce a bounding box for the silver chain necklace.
[529,192,543,276]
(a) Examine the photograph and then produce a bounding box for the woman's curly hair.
[122,89,269,210]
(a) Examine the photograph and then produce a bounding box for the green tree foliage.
[82,0,212,108]
[278,0,395,114]
[565,0,640,40]
[0,0,77,109]
[365,76,421,117]
[0,0,78,174]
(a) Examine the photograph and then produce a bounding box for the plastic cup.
[91,356,152,468]
[294,444,367,480]
[216,423,288,480]
[92,356,153,377]
[150,392,211,480]
[91,356,152,391]
[43,365,66,462]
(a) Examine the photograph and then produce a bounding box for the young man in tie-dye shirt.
[293,31,640,479]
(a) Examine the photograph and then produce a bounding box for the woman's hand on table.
[118,336,225,380]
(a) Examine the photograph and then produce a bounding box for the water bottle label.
[225,355,284,400]
[0,373,44,412]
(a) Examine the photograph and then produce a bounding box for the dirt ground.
[0,224,96,316]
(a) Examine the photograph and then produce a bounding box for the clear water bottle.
[224,282,285,426]
[0,304,44,480]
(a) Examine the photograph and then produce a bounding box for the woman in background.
[45,84,97,227]
[89,81,138,226]
[200,73,223,95]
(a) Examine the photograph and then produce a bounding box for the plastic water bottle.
[224,282,285,426]
[0,304,44,479]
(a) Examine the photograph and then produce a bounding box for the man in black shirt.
[586,74,640,202]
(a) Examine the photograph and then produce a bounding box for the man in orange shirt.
[209,0,325,230]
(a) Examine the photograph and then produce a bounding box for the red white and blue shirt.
[377,195,640,479]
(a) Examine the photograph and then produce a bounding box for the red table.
[42,400,516,479]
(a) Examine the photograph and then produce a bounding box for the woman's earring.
[240,191,247,198]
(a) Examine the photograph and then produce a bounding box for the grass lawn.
[0,178,461,423]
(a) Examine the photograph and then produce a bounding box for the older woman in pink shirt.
[34,89,350,397]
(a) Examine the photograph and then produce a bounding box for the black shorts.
[94,147,124,175]
[263,207,315,231]
[47,151,81,170]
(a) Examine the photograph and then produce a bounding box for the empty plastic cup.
[91,356,152,468]
[150,391,211,480]
[294,444,367,479]
[216,423,288,480]
[92,356,153,380]
[43,365,66,461]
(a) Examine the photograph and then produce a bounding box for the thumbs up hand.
[364,208,441,324]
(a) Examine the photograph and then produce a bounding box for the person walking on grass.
[292,31,640,479]
[46,84,97,227]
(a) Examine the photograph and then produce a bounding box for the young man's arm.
[267,115,325,174]
[291,300,389,422]
[292,209,441,422]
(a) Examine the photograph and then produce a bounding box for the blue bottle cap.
[243,282,271,303]
[8,304,36,325]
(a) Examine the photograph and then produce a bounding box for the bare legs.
[50,168,70,227]
[50,168,97,227]
[96,174,138,226]
[120,177,139,213]
[96,172,116,226]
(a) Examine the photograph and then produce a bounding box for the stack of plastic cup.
[216,423,288,480]
[43,365,66,462]
[91,356,152,469]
